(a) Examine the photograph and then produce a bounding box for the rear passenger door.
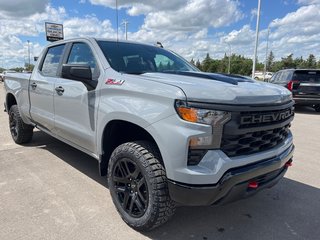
[53,42,100,152]
[29,44,66,131]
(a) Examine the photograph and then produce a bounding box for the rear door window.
[40,44,65,77]
[280,71,291,83]
[270,73,278,83]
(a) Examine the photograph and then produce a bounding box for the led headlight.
[175,100,231,149]
[175,100,231,126]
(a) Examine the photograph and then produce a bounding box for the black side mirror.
[61,64,97,90]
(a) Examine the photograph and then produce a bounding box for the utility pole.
[252,0,261,78]
[263,24,270,81]
[227,43,231,74]
[122,20,129,40]
[116,0,119,41]
[27,40,31,69]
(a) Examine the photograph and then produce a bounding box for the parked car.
[270,69,320,112]
[0,70,16,82]
[253,71,273,81]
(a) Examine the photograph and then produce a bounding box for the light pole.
[263,24,270,81]
[252,0,261,78]
[227,43,231,74]
[27,40,31,69]
[121,20,129,40]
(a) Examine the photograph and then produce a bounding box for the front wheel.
[108,141,175,231]
[8,105,33,144]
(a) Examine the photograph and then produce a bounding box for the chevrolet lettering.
[240,108,294,125]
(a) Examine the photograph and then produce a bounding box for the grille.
[239,107,294,129]
[221,124,290,157]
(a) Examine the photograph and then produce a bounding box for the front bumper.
[168,145,294,206]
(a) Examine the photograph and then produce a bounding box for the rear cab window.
[293,70,320,83]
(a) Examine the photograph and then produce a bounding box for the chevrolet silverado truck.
[4,37,294,230]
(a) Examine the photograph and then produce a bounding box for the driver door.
[53,42,100,152]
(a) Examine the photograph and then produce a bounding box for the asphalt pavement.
[0,84,319,240]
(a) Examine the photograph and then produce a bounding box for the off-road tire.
[8,105,33,144]
[108,141,176,231]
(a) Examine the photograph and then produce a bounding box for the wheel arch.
[98,119,164,176]
[5,93,17,112]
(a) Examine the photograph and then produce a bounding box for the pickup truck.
[4,37,295,231]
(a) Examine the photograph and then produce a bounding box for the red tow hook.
[285,160,293,167]
[248,181,259,189]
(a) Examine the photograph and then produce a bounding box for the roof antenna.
[116,0,119,42]
[156,41,163,48]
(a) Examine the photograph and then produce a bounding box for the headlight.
[175,100,231,126]
[175,100,231,151]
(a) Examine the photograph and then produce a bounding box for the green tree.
[24,63,34,72]
[266,51,275,71]
[294,56,306,69]
[306,54,316,69]
[202,53,213,72]
[281,54,295,69]
[196,59,202,70]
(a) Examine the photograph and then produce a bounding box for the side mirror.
[61,64,97,90]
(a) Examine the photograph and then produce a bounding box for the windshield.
[97,41,198,74]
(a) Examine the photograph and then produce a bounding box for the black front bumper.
[168,145,294,206]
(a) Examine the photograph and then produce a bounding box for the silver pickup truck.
[4,37,294,230]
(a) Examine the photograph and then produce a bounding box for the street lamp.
[27,40,31,68]
[263,20,275,81]
[227,43,231,74]
[252,0,261,78]
[263,25,270,81]
[121,20,129,40]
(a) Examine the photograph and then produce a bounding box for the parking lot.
[0,85,319,240]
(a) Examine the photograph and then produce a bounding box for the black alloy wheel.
[8,105,33,144]
[112,157,148,218]
[108,141,176,231]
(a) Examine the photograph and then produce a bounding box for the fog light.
[189,136,213,149]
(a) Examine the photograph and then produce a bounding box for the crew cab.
[4,37,294,230]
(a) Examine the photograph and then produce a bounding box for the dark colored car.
[270,69,320,112]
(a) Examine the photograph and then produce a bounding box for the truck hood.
[138,72,292,105]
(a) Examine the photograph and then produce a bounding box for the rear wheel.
[314,104,320,112]
[8,105,33,144]
[108,141,175,231]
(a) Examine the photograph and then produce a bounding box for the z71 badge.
[105,79,125,85]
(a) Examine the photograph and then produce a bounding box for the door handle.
[31,82,37,89]
[55,86,64,95]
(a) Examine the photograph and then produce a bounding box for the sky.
[0,0,320,69]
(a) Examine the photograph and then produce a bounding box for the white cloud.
[297,0,320,4]
[89,0,186,13]
[221,25,255,45]
[64,17,116,39]
[90,0,243,31]
[142,0,243,31]
[0,0,49,18]
[250,8,258,21]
